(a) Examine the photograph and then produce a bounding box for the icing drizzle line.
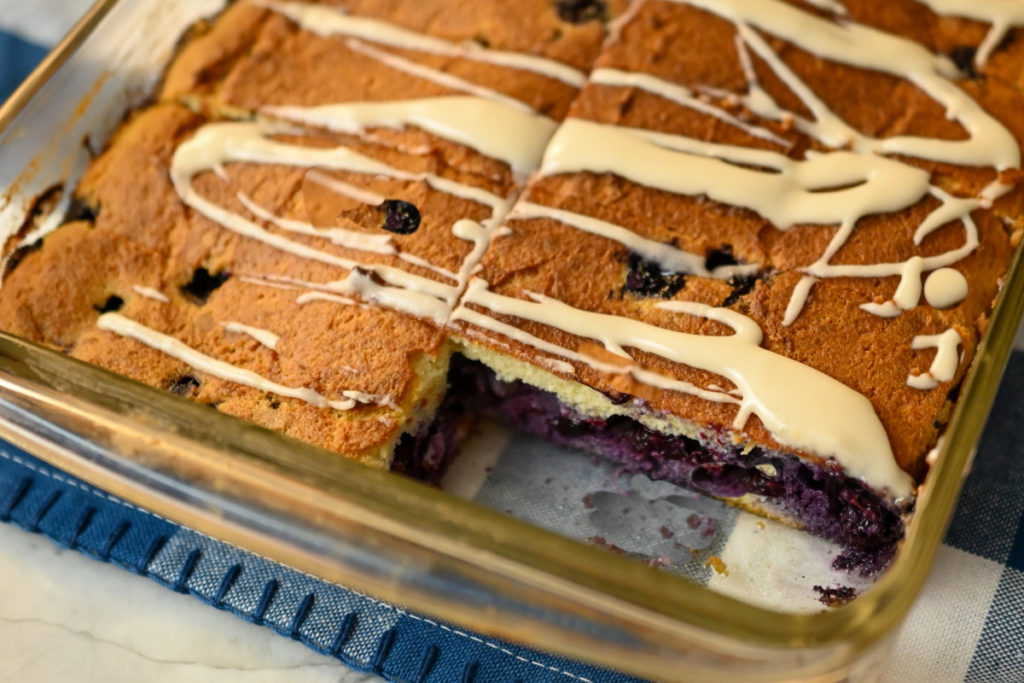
[680,0,1019,169]
[98,313,390,410]
[223,321,281,350]
[907,329,963,390]
[255,0,587,88]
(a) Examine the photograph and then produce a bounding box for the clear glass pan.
[0,2,1021,679]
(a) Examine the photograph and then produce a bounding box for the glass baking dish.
[1,1,1022,679]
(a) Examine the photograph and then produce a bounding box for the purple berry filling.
[457,357,905,573]
[391,357,908,574]
[390,387,464,485]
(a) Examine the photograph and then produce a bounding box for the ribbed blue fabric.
[0,443,641,682]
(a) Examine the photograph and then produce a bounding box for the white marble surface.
[0,0,91,46]
[0,508,993,683]
[0,523,371,682]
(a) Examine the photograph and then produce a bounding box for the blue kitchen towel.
[0,441,639,682]
[0,30,46,102]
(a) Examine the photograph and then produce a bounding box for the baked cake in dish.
[0,0,614,471]
[2,0,1023,573]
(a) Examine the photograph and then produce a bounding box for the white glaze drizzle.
[236,191,395,254]
[238,276,301,291]
[537,1,1011,324]
[455,326,513,353]
[907,329,963,390]
[261,271,448,323]
[541,118,933,230]
[673,0,1019,169]
[450,219,497,295]
[803,186,984,321]
[589,68,791,147]
[915,0,1024,66]
[296,291,357,307]
[782,276,817,326]
[860,257,926,318]
[304,172,469,276]
[605,0,647,46]
[125,0,1020,498]
[170,119,497,314]
[256,0,587,87]
[345,38,536,115]
[97,313,390,410]
[576,349,737,404]
[803,0,847,13]
[396,252,460,282]
[455,278,912,496]
[442,0,1013,487]
[131,285,170,303]
[304,169,385,207]
[913,186,984,245]
[509,200,758,279]
[262,96,556,177]
[223,321,281,350]
[452,296,587,365]
[337,267,450,323]
[924,268,969,309]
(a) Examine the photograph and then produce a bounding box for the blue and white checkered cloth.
[2,10,1024,681]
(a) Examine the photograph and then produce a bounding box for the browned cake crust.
[1,0,1022,561]
[0,103,451,463]
[161,1,617,114]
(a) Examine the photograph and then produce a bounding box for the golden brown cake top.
[454,0,1024,496]
[3,0,1024,499]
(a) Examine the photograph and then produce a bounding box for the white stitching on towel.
[0,447,594,682]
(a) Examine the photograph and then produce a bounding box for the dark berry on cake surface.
[167,374,201,398]
[380,199,421,235]
[949,46,978,78]
[554,0,607,24]
[721,273,761,307]
[94,295,124,314]
[180,267,229,305]
[622,252,686,298]
[704,245,739,271]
